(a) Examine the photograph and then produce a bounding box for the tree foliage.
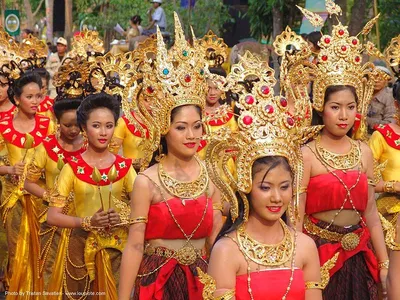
[378,0,400,49]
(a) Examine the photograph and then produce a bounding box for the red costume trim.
[0,114,50,148]
[0,105,16,120]
[207,111,234,126]
[307,215,379,283]
[121,112,149,138]
[37,96,54,113]
[42,134,85,163]
[374,124,400,150]
[67,154,132,185]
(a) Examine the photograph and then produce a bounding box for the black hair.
[215,156,292,244]
[53,98,83,121]
[311,85,358,137]
[393,78,400,104]
[209,67,227,78]
[7,71,42,105]
[307,31,323,51]
[76,92,120,129]
[23,29,34,35]
[131,15,142,25]
[149,104,202,166]
[301,33,308,41]
[33,68,50,86]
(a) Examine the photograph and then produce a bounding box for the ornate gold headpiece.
[53,57,91,98]
[207,51,322,222]
[141,12,208,136]
[384,35,400,77]
[199,30,228,68]
[68,30,104,61]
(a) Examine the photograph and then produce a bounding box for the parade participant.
[0,70,16,120]
[298,5,388,299]
[197,30,238,160]
[34,68,55,121]
[386,214,400,299]
[369,35,400,226]
[200,51,323,300]
[0,69,54,298]
[118,14,222,299]
[47,92,136,299]
[24,59,89,292]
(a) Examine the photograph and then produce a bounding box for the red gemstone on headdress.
[341,46,347,51]
[338,29,345,36]
[265,105,274,114]
[280,98,288,107]
[184,75,191,83]
[324,37,331,44]
[352,39,358,45]
[322,55,328,61]
[245,95,254,104]
[261,86,270,95]
[287,117,295,126]
[355,56,361,63]
[146,86,154,94]
[243,116,253,125]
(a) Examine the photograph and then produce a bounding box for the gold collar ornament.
[158,156,209,204]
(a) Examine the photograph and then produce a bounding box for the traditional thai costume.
[48,154,136,299]
[37,95,55,122]
[0,105,16,120]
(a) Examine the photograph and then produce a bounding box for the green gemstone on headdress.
[163,68,169,75]
[199,69,204,75]
[182,50,188,57]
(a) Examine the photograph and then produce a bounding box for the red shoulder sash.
[42,134,85,163]
[374,124,400,150]
[37,96,54,113]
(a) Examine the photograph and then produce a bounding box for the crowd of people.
[0,1,400,300]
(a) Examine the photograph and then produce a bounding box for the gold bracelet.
[378,260,390,270]
[81,216,92,231]
[305,281,323,290]
[367,178,376,187]
[298,186,308,194]
[384,181,396,193]
[42,190,50,202]
[129,216,148,225]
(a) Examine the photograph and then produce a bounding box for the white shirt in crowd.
[152,6,166,29]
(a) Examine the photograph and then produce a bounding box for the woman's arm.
[119,174,152,300]
[207,184,223,249]
[300,234,322,300]
[362,144,388,291]
[0,163,24,176]
[387,215,400,299]
[207,238,239,299]
[296,146,313,231]
[24,179,46,198]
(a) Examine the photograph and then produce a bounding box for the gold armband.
[367,178,376,187]
[384,181,397,193]
[305,281,323,290]
[213,202,223,213]
[197,267,235,300]
[378,260,390,270]
[298,186,308,194]
[386,226,400,250]
[49,194,67,208]
[42,190,51,203]
[81,216,92,232]
[129,216,148,225]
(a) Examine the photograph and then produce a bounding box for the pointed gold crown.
[298,3,379,116]
[68,30,104,61]
[199,30,228,68]
[53,57,91,98]
[384,35,400,77]
[141,12,208,136]
[19,34,48,69]
[207,51,322,222]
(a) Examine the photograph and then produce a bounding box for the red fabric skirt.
[133,253,207,300]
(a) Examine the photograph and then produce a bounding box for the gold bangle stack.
[81,216,92,231]
[129,216,148,225]
[42,190,50,202]
[367,178,376,187]
[305,281,323,290]
[213,202,223,213]
[378,260,390,270]
[384,181,396,193]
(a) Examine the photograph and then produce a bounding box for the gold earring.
[155,142,165,162]
[56,123,61,140]
[82,131,88,148]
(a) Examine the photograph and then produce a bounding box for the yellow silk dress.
[369,124,400,224]
[110,112,149,160]
[26,134,85,291]
[48,154,136,299]
[0,114,54,298]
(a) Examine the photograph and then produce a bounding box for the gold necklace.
[237,218,294,267]
[315,135,361,170]
[158,156,209,204]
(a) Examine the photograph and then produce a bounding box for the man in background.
[143,0,167,35]
[46,37,68,97]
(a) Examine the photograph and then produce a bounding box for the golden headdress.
[53,57,91,98]
[68,30,104,61]
[141,12,208,136]
[206,51,322,222]
[199,30,228,69]
[384,35,400,77]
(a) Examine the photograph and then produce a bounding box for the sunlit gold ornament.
[67,29,104,60]
[199,30,228,69]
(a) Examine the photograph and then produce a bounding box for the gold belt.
[304,216,360,251]
[144,244,203,265]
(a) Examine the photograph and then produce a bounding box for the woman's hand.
[107,208,121,226]
[380,268,388,299]
[11,162,25,176]
[91,208,110,227]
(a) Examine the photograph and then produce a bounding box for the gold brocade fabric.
[369,130,400,182]
[376,193,400,225]
[111,117,147,159]
[44,164,135,299]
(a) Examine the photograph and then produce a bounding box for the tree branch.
[33,0,45,17]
